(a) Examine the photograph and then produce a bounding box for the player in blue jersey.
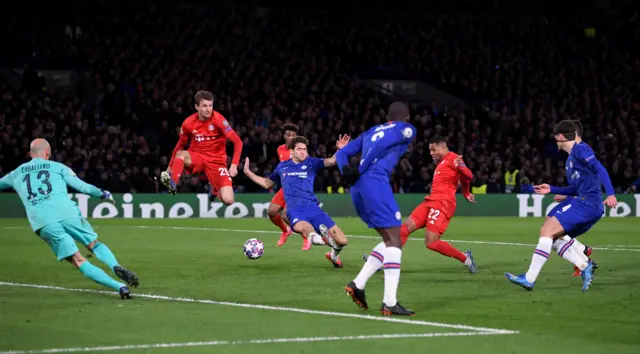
[243,135,351,268]
[338,102,417,316]
[506,120,617,292]
[0,139,139,299]
[545,120,598,277]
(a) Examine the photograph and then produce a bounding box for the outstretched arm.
[335,135,362,172]
[242,157,276,190]
[61,166,105,198]
[0,171,15,190]
[324,134,351,167]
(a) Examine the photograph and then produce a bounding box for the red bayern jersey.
[169,111,243,167]
[426,152,473,205]
[277,144,291,162]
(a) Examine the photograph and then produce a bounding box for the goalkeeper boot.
[119,286,133,300]
[114,266,140,288]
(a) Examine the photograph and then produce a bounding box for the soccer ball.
[243,238,264,259]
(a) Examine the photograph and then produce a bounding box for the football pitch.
[1,217,639,353]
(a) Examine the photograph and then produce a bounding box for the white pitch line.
[128,225,640,252]
[0,331,514,354]
[3,225,640,251]
[0,281,517,334]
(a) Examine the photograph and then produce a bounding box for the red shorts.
[409,200,456,236]
[270,189,286,207]
[185,151,233,189]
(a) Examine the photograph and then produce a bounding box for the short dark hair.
[429,135,447,145]
[569,120,583,137]
[194,90,214,105]
[387,102,410,121]
[282,123,299,133]
[287,136,309,150]
[554,120,577,140]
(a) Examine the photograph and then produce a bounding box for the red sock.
[427,240,467,263]
[170,159,185,184]
[400,224,410,246]
[270,213,289,233]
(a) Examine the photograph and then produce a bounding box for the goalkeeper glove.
[100,190,115,204]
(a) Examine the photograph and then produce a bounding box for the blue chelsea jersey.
[269,157,325,210]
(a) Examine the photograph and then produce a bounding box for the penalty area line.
[0,331,516,353]
[0,281,517,334]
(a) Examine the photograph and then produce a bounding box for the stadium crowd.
[1,1,639,195]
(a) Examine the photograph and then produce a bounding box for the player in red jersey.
[160,91,243,205]
[400,135,478,273]
[269,123,301,246]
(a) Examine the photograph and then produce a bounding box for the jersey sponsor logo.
[283,171,308,179]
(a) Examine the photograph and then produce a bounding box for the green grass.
[1,217,640,353]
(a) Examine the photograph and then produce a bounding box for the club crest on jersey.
[301,165,307,170]
[209,125,214,131]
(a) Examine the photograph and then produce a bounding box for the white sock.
[330,245,343,261]
[382,246,402,307]
[310,233,326,245]
[525,237,553,283]
[353,242,385,289]
[555,238,589,270]
[563,235,586,254]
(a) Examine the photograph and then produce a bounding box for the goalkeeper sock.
[170,158,185,184]
[354,242,385,289]
[78,261,125,291]
[91,242,120,272]
[525,237,553,283]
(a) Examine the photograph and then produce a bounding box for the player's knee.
[220,195,234,205]
[176,150,187,160]
[425,232,439,247]
[66,252,87,268]
[267,205,280,218]
[86,240,99,251]
[404,218,417,233]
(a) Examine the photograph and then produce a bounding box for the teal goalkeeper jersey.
[0,158,103,231]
